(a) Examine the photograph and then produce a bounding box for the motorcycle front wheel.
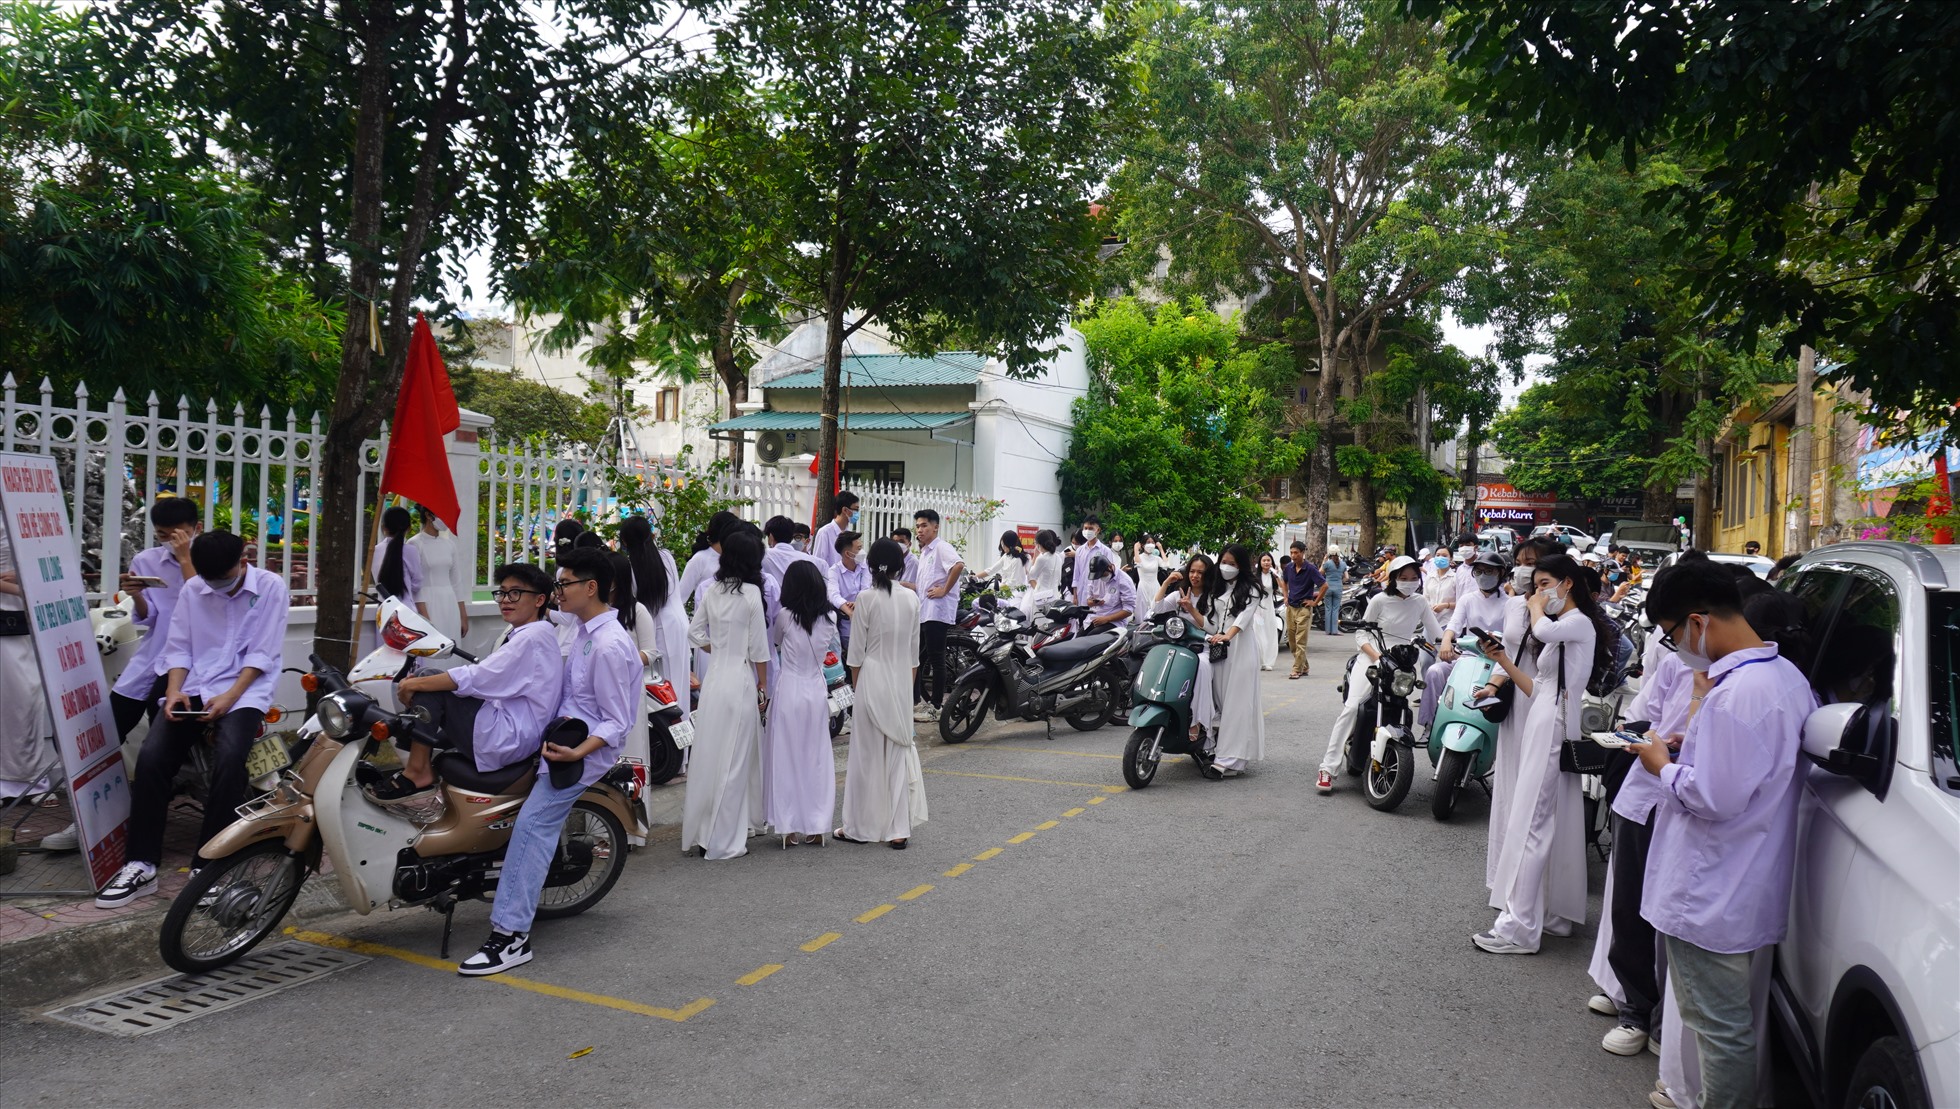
[534,800,628,920]
[1431,747,1473,821]
[1122,726,1161,789]
[1364,742,1414,812]
[159,839,308,974]
[938,674,991,743]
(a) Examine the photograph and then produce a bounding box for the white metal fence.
[5,376,993,600]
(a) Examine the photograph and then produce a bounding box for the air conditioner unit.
[755,430,786,464]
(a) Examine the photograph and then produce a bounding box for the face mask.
[1433,557,1449,569]
[1474,572,1499,592]
[1540,585,1567,615]
[1145,543,1156,552]
[1219,564,1240,581]
[1393,574,1419,595]
[1672,615,1714,671]
[1083,529,1099,542]
[793,539,809,552]
[848,511,860,528]
[1512,565,1533,590]
[1607,571,1622,583]
[205,574,243,594]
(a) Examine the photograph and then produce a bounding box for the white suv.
[1775,541,1960,1109]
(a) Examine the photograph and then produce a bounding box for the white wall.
[970,326,1087,541]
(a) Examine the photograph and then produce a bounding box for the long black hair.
[377,505,411,599]
[1033,528,1060,554]
[999,530,1028,563]
[1181,552,1219,606]
[703,509,743,549]
[1526,552,1612,679]
[1217,542,1262,615]
[780,560,837,634]
[867,537,906,592]
[619,515,670,610]
[552,517,584,563]
[715,529,764,592]
[607,551,639,630]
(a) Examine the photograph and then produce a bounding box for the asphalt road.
[5,632,1660,1107]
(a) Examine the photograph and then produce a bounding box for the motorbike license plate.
[667,720,696,750]
[828,686,855,713]
[244,732,291,780]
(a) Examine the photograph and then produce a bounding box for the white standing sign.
[0,452,129,889]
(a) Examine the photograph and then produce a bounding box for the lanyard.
[1712,655,1775,687]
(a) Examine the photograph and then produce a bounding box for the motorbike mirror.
[403,703,434,725]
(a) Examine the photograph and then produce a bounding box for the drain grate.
[44,941,369,1036]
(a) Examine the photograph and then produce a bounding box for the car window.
[1936,594,1960,797]
[1812,569,1899,708]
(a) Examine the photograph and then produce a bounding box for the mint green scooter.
[1426,626,1504,821]
[1122,612,1221,788]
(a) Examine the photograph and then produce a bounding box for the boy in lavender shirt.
[1629,557,1817,1109]
[97,530,289,908]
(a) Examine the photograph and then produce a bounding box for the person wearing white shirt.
[1069,515,1115,605]
[824,531,871,659]
[762,515,823,626]
[1205,544,1266,775]
[984,530,1032,595]
[1419,551,1511,732]
[812,491,859,571]
[1316,556,1441,794]
[408,507,470,642]
[1424,552,1459,618]
[1134,535,1165,586]
[1021,529,1064,615]
[907,510,964,721]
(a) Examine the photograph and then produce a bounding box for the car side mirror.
[1801,700,1895,799]
[1801,702,1862,764]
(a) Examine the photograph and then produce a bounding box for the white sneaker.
[1649,1090,1677,1109]
[1648,1035,1662,1056]
[1602,1023,1649,1055]
[457,931,532,977]
[1587,993,1618,1016]
[1471,930,1535,955]
[913,705,934,722]
[37,823,79,851]
[94,863,158,908]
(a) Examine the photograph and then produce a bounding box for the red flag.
[378,315,462,530]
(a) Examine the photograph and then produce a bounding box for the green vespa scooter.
[1425,625,1505,821]
[1121,611,1221,788]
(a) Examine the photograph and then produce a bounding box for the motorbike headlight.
[1165,616,1186,641]
[1391,670,1418,698]
[995,615,1017,633]
[317,692,353,738]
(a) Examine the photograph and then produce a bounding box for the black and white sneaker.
[457,931,532,977]
[94,863,158,909]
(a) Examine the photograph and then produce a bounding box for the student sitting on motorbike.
[376,563,567,799]
[1420,551,1511,733]
[1151,554,1220,740]
[1082,553,1137,630]
[1316,555,1441,794]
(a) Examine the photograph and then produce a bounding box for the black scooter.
[938,605,1131,742]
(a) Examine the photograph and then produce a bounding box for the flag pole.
[349,492,392,670]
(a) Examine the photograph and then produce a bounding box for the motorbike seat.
[1036,630,1119,665]
[435,751,536,795]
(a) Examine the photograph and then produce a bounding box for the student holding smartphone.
[96,530,289,908]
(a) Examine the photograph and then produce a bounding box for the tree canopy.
[1420,0,1960,428]
[1060,298,1303,549]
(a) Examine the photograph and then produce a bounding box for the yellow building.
[1711,379,1865,559]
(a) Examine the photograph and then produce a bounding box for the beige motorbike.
[157,605,642,973]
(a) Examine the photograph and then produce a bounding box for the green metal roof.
[761,352,985,390]
[708,410,973,432]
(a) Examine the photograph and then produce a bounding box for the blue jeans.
[1322,588,1343,635]
[1665,935,1759,1109]
[488,770,585,935]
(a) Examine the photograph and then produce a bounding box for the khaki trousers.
[1285,603,1316,675]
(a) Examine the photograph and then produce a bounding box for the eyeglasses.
[491,588,546,601]
[1657,612,1707,653]
[551,577,595,594]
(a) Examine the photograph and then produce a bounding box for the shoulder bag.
[1556,643,1610,775]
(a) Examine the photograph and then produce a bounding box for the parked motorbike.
[641,652,692,786]
[156,599,641,973]
[937,604,1129,742]
[1120,611,1220,788]
[824,647,852,737]
[1337,622,1430,811]
[1424,626,1503,821]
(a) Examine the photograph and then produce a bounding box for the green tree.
[0,2,341,411]
[99,0,695,660]
[717,0,1134,513]
[1489,380,1650,501]
[1105,0,1509,558]
[1060,298,1304,549]
[1421,0,1960,428]
[446,364,611,450]
[1339,326,1497,546]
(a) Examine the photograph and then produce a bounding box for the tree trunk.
[1301,335,1342,561]
[1356,472,1378,557]
[311,3,393,664]
[816,271,849,522]
[1692,383,1715,549]
[1642,475,1675,523]
[1787,344,1816,554]
[714,345,746,472]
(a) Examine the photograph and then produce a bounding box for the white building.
[712,317,1087,542]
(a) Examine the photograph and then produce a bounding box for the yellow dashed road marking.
[1007,831,1036,844]
[801,932,842,952]
[856,904,896,923]
[737,964,784,986]
[898,884,934,901]
[288,928,715,1023]
[973,847,1003,861]
[924,768,1127,791]
[1062,807,1086,817]
[1087,795,1107,804]
[1035,820,1060,830]
[943,863,972,877]
[977,744,1123,760]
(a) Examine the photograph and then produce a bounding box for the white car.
[1659,550,1776,580]
[1773,541,1959,1109]
[1530,523,1597,552]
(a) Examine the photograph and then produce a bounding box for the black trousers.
[919,619,950,706]
[1607,811,1661,1029]
[407,689,484,764]
[109,675,167,743]
[127,701,265,864]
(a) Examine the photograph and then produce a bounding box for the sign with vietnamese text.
[0,453,129,888]
[1474,482,1557,527]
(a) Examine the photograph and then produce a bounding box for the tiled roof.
[762,352,985,390]
[708,411,973,432]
